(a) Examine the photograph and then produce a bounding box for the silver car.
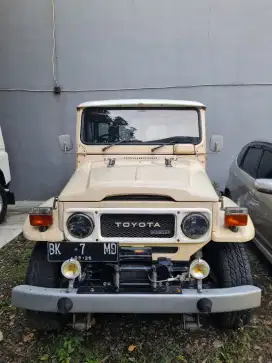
[225,141,272,264]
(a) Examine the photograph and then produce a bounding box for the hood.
[59,158,218,202]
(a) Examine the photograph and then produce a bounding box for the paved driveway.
[0,202,41,248]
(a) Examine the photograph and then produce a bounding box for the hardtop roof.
[77,99,206,109]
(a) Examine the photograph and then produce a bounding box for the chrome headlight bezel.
[181,212,210,240]
[66,212,94,239]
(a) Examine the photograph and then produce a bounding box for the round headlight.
[181,213,209,239]
[67,213,94,238]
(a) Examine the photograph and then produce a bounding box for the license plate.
[47,242,118,262]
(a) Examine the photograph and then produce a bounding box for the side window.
[237,145,249,167]
[241,147,263,178]
[257,150,272,179]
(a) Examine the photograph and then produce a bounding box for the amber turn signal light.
[29,207,53,227]
[224,207,248,227]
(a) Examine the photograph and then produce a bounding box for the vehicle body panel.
[226,141,272,263]
[252,191,272,263]
[77,99,206,109]
[23,195,255,261]
[59,157,217,202]
[0,127,11,185]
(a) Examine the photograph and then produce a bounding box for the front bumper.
[12,285,261,314]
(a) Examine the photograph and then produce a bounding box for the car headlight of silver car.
[67,213,94,238]
[181,213,209,239]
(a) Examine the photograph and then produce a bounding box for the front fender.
[0,151,11,185]
[23,198,64,242]
[212,197,255,243]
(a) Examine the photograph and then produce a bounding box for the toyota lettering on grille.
[115,222,161,228]
[100,214,175,238]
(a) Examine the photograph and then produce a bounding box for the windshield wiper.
[151,137,197,152]
[102,139,139,152]
[151,140,177,152]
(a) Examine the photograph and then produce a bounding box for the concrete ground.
[0,202,42,248]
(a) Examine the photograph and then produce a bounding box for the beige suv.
[12,100,261,331]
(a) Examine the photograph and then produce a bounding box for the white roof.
[77,99,205,109]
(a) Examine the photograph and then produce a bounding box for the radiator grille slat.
[152,247,178,254]
[100,214,175,238]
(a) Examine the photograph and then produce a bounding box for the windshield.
[81,108,201,145]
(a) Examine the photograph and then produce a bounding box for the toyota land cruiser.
[11,100,261,331]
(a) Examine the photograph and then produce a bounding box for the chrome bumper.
[12,285,261,314]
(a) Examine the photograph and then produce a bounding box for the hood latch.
[165,158,174,167]
[107,158,116,168]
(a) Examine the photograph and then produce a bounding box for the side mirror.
[58,134,73,152]
[209,135,223,152]
[254,179,272,194]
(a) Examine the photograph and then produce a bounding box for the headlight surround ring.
[181,212,209,239]
[67,213,94,239]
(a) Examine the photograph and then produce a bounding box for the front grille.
[152,247,178,254]
[100,214,175,238]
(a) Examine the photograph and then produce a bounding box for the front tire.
[0,185,8,224]
[206,242,253,329]
[25,242,69,331]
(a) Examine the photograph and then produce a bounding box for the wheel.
[0,185,7,224]
[205,242,253,329]
[25,242,69,331]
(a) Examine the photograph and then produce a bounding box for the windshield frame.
[80,107,202,146]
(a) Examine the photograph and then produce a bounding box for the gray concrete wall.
[1,0,271,199]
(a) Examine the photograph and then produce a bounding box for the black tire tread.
[206,242,253,329]
[25,242,68,331]
[25,242,60,287]
[220,243,253,287]
[0,185,7,224]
